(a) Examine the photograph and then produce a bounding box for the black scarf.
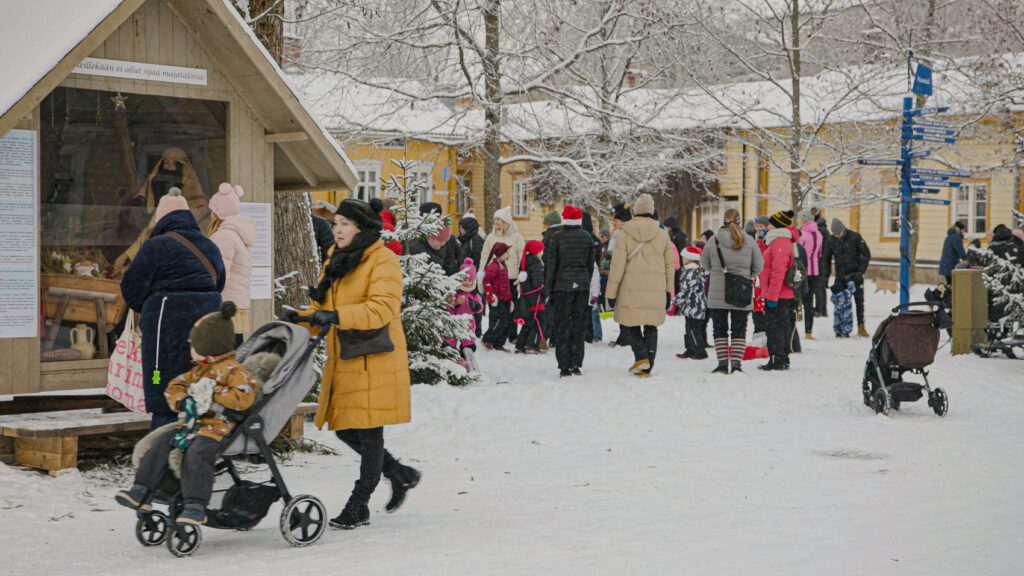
[309,230,381,303]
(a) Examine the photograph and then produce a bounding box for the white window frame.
[882,186,901,238]
[455,173,472,215]
[408,162,434,205]
[954,183,988,238]
[513,179,529,218]
[352,160,381,202]
[699,199,737,235]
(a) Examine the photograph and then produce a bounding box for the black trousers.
[623,325,659,367]
[789,303,801,353]
[684,317,707,356]
[335,427,401,507]
[516,309,544,351]
[803,279,819,333]
[765,299,795,361]
[484,301,514,347]
[135,429,220,507]
[815,275,828,316]
[710,308,749,341]
[554,291,589,370]
[545,293,559,346]
[751,309,766,334]
[852,278,866,326]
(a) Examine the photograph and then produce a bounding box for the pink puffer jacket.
[209,215,256,309]
[799,220,823,276]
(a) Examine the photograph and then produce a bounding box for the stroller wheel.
[872,387,892,416]
[166,523,202,557]
[1005,347,1018,360]
[930,388,949,417]
[135,511,169,547]
[280,495,327,547]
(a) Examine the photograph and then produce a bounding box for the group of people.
[117,194,419,532]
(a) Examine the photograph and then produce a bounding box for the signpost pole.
[899,96,913,306]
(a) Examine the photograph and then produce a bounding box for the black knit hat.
[336,198,383,231]
[419,202,443,215]
[190,301,238,357]
[613,202,633,222]
[769,210,795,229]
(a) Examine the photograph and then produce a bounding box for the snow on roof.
[0,0,121,119]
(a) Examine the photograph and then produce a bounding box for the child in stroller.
[115,305,335,557]
[862,301,951,416]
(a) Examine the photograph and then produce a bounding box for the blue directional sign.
[903,106,949,117]
[912,62,933,96]
[910,167,971,178]
[911,187,943,194]
[911,134,956,144]
[857,158,903,166]
[907,118,954,129]
[910,126,956,136]
[911,197,952,206]
[911,179,961,188]
[906,148,933,159]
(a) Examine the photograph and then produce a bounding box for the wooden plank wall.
[0,0,276,395]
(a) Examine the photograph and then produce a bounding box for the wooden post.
[951,269,987,355]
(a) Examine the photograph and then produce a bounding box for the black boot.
[330,499,370,530]
[711,361,730,374]
[385,464,421,513]
[758,355,778,371]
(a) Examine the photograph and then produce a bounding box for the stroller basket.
[873,311,939,369]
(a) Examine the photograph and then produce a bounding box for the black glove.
[607,298,616,309]
[666,293,672,310]
[311,310,339,327]
[278,309,300,323]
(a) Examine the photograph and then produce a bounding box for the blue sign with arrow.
[906,148,933,159]
[911,134,956,144]
[911,197,951,206]
[911,179,961,188]
[903,106,949,117]
[857,158,903,166]
[907,118,954,129]
[912,62,933,96]
[910,167,971,178]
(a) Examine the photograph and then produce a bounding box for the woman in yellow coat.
[292,199,420,530]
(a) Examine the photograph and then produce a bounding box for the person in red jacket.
[482,243,514,350]
[370,198,403,255]
[759,210,797,371]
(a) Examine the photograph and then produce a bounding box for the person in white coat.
[208,183,256,345]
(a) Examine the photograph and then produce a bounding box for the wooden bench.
[0,403,318,476]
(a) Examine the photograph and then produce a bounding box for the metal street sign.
[909,126,956,136]
[911,179,960,188]
[910,167,971,178]
[903,106,949,117]
[857,158,903,166]
[911,197,951,206]
[912,62,933,96]
[911,187,943,194]
[906,148,933,159]
[911,134,956,144]
[907,118,955,129]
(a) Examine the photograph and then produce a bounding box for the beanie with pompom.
[189,301,238,357]
[209,183,244,219]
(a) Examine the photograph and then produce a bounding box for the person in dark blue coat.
[939,221,967,284]
[121,190,225,429]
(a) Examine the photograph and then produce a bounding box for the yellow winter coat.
[606,217,676,327]
[307,239,411,431]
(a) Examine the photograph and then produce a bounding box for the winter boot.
[114,484,151,512]
[858,324,870,338]
[712,337,730,373]
[571,367,582,376]
[805,332,815,340]
[628,359,651,375]
[730,338,745,374]
[676,350,693,359]
[176,503,207,526]
[559,369,573,378]
[330,501,370,530]
[385,464,421,513]
[759,355,779,371]
[711,362,730,374]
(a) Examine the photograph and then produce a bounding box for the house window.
[955,184,987,237]
[353,167,379,202]
[513,179,529,218]
[456,173,472,214]
[700,199,738,235]
[882,186,900,238]
[409,166,433,204]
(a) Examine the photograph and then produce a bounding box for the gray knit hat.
[632,193,655,216]
[755,215,770,226]
[744,220,756,236]
[543,210,562,226]
[190,301,238,357]
[831,218,847,235]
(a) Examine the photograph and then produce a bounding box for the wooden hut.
[0,0,357,398]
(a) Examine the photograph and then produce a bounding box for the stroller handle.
[891,301,937,313]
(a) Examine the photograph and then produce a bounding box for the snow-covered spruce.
[388,160,478,387]
[977,246,1024,333]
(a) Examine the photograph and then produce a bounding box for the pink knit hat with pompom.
[209,182,244,218]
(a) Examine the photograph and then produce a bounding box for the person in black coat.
[121,193,225,429]
[408,202,462,276]
[545,206,597,377]
[823,218,872,335]
[515,241,547,353]
[813,209,831,316]
[458,212,485,269]
[312,214,335,264]
[582,211,603,342]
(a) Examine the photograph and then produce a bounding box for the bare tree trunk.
[788,0,803,211]
[238,0,320,315]
[482,0,502,229]
[908,0,938,285]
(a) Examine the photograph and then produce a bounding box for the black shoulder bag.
[715,238,753,308]
[337,325,395,360]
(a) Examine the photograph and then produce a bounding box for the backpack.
[785,242,808,293]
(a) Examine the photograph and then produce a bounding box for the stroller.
[972,286,1024,359]
[133,317,331,557]
[861,301,951,417]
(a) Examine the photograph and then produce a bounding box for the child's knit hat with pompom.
[190,301,238,357]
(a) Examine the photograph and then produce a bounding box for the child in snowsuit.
[675,246,709,359]
[482,242,514,351]
[115,302,257,526]
[515,240,547,353]
[447,259,485,368]
[831,280,856,338]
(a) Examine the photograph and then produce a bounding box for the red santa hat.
[681,245,702,262]
[561,205,583,226]
[520,239,544,271]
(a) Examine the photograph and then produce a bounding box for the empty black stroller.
[133,318,330,557]
[862,302,951,416]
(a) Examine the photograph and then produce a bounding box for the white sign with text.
[72,57,208,86]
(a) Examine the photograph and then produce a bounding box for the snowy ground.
[1,283,1022,575]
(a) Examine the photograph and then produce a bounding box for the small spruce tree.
[387,160,479,386]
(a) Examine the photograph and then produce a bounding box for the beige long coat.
[605,217,675,327]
